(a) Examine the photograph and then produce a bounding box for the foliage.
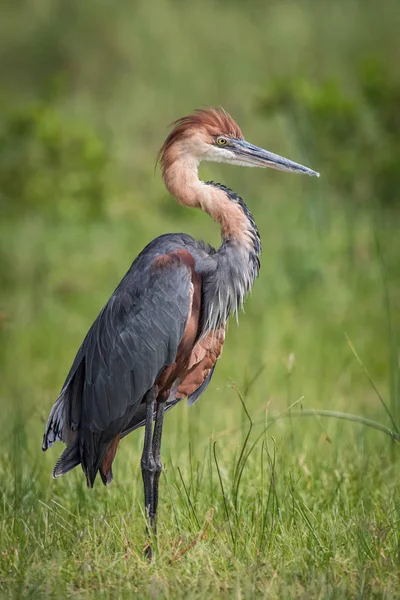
[0,93,110,220]
[260,59,400,207]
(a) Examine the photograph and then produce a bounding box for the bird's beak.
[230,139,320,177]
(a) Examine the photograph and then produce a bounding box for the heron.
[42,107,318,554]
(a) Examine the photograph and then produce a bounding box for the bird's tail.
[52,443,81,478]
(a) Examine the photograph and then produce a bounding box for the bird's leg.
[150,398,166,536]
[141,387,156,558]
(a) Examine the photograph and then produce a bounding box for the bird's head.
[158,107,319,178]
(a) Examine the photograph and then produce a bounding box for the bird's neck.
[163,157,261,256]
[163,157,261,330]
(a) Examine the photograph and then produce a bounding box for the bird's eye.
[217,137,227,146]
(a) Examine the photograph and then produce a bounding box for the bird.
[42,107,319,554]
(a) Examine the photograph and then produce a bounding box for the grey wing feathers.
[43,242,194,487]
[82,265,190,433]
[42,352,85,449]
[53,443,80,478]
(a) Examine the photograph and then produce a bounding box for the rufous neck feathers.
[162,147,255,250]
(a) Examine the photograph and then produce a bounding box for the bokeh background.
[0,0,399,597]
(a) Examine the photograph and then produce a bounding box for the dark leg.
[141,388,156,558]
[150,399,166,535]
[140,389,167,559]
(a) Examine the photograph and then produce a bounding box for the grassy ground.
[1,0,400,597]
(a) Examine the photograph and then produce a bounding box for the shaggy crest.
[157,107,244,173]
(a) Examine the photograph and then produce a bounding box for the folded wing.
[43,252,193,486]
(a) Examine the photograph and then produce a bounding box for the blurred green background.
[0,0,399,597]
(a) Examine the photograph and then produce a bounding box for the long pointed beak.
[231,139,320,177]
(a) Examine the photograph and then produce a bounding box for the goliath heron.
[43,108,318,553]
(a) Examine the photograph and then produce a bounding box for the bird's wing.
[81,258,192,433]
[119,326,225,437]
[43,252,194,481]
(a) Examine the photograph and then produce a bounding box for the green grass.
[1,0,400,597]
